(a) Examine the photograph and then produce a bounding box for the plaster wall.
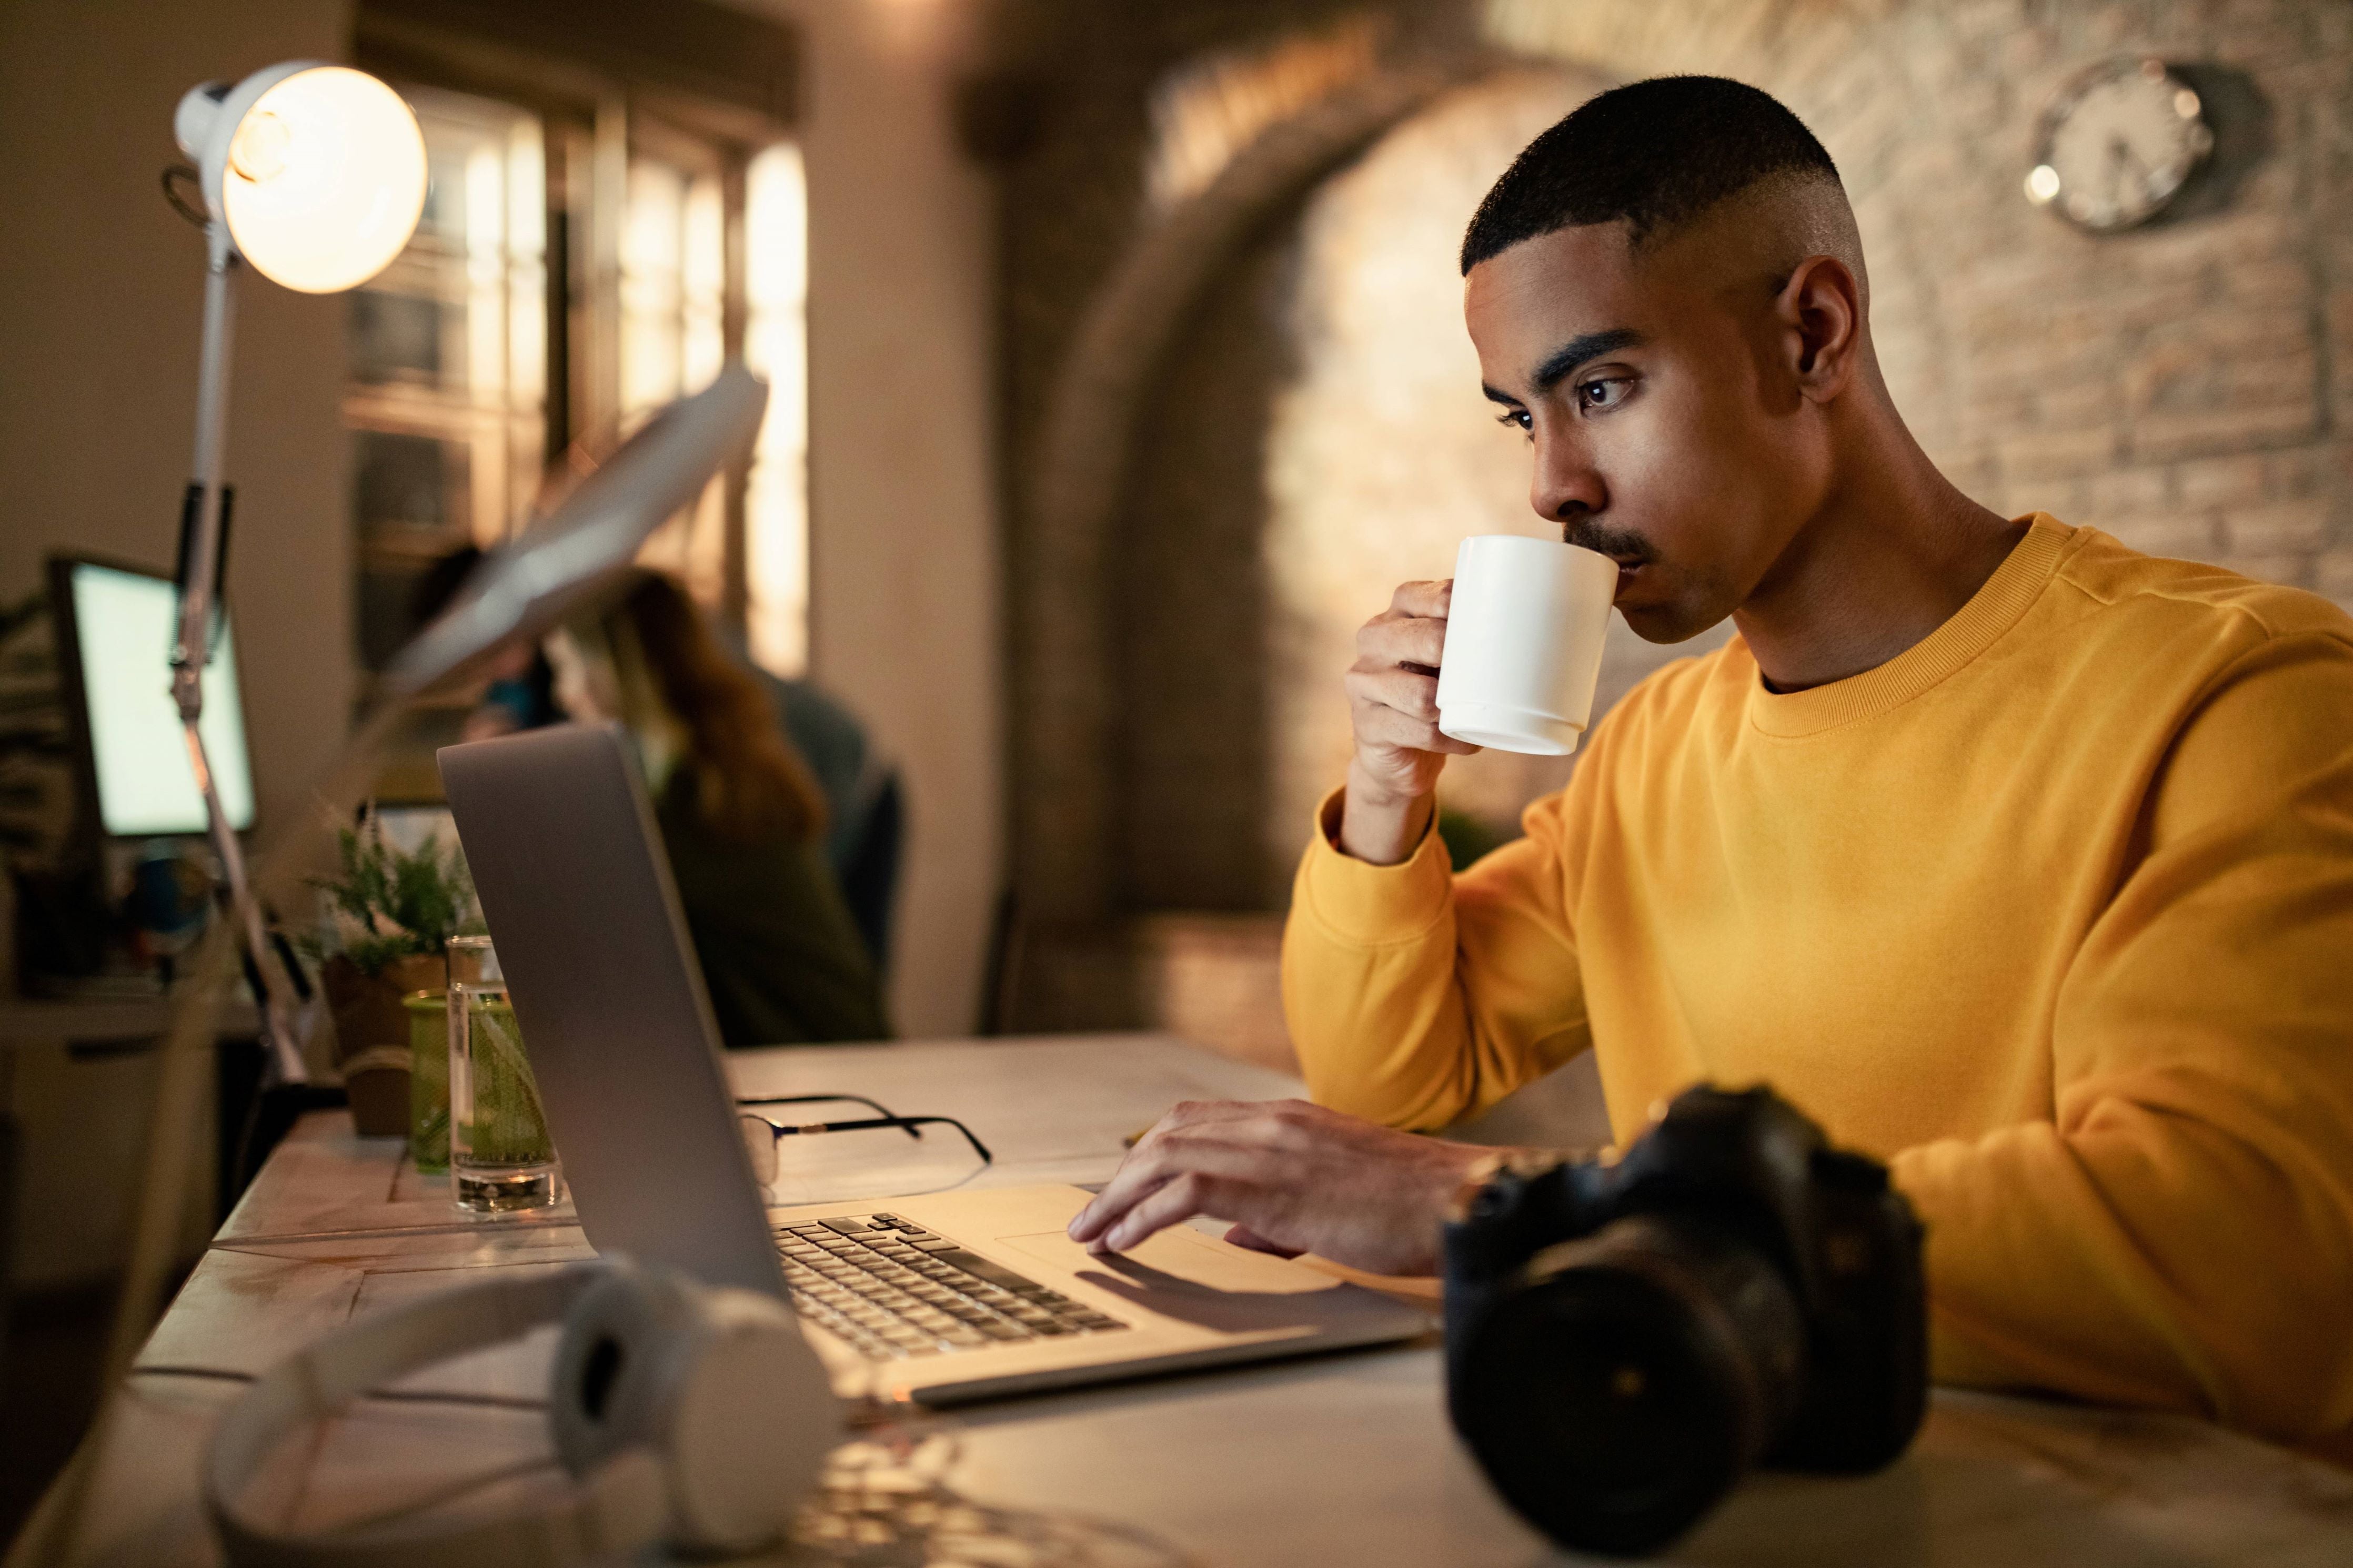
[0,0,356,854]
[741,0,1006,1039]
[0,0,352,1290]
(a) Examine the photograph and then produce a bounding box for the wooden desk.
[24,1034,2353,1565]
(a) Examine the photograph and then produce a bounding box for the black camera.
[1441,1084,1926,1556]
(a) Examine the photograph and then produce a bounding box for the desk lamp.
[42,84,766,1541]
[165,63,427,1084]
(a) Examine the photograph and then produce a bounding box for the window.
[348,86,548,671]
[742,144,810,677]
[348,2,808,702]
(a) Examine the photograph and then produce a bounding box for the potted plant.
[304,810,477,1136]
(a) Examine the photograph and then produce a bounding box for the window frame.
[349,3,798,692]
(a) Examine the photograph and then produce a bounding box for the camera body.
[1442,1084,1926,1556]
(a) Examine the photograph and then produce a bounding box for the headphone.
[205,1258,842,1566]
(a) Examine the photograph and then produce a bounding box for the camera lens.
[1451,1213,1807,1556]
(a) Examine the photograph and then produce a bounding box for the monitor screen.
[62,559,257,837]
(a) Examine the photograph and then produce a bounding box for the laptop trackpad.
[998,1228,1337,1332]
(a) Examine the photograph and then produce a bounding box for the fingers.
[1091,1172,1224,1254]
[1223,1223,1305,1259]
[1354,696,1479,758]
[1068,1104,1211,1244]
[1357,609,1446,671]
[1348,660,1474,758]
[1069,1100,1289,1249]
[1346,582,1479,781]
[1127,1099,1267,1155]
[1069,1167,1172,1249]
[1388,579,1452,619]
[1069,1151,1179,1249]
[1345,663,1439,722]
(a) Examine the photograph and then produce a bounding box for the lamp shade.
[382,365,770,700]
[175,63,426,294]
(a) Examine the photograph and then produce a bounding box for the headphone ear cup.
[550,1262,696,1480]
[551,1267,844,1557]
[662,1288,841,1555]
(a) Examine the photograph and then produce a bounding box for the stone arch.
[1014,3,2017,924]
[1019,55,1555,923]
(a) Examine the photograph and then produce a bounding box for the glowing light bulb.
[227,111,290,182]
[216,67,425,293]
[2023,164,2062,205]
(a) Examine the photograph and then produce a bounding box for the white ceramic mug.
[1435,534,1619,755]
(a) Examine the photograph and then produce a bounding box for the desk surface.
[29,1033,2353,1566]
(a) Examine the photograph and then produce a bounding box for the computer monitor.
[48,554,257,839]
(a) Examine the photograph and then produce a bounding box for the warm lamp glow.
[223,68,425,291]
[179,64,426,294]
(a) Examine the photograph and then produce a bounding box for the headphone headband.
[206,1264,668,1568]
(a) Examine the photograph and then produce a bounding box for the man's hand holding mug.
[1339,538,1621,867]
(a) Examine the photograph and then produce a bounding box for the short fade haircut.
[1461,76,1840,275]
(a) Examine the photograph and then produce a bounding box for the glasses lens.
[738,1115,779,1186]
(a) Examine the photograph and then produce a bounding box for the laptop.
[438,723,1427,1407]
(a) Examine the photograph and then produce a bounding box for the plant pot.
[321,950,446,1136]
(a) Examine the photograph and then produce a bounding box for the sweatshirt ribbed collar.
[1745,513,2074,739]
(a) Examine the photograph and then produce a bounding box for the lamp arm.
[172,220,307,1087]
[183,719,301,1083]
[171,222,236,695]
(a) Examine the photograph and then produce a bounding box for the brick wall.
[1486,0,2353,594]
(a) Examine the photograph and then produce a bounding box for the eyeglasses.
[735,1094,993,1187]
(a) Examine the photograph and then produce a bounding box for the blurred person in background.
[408,546,561,741]
[735,642,904,975]
[547,568,888,1046]
[419,547,897,960]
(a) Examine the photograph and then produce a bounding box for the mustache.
[1562,519,1655,566]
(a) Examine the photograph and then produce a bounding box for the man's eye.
[1577,377,1632,411]
[1494,408,1532,433]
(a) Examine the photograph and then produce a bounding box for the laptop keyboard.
[775,1211,1129,1361]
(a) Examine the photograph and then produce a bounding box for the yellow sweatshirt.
[1283,515,2353,1446]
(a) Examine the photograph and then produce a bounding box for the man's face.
[1464,221,1831,642]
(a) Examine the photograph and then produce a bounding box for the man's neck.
[1734,412,2023,693]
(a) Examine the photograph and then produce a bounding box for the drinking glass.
[446,934,560,1212]
[403,988,448,1173]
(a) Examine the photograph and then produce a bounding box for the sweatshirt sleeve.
[1281,783,1592,1131]
[1892,630,2353,1441]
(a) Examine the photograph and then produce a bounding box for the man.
[1069,76,2353,1449]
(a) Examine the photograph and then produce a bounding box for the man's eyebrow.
[1531,328,1646,392]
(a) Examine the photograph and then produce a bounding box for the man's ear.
[1776,254,1863,402]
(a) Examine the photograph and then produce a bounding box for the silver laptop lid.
[439,723,786,1299]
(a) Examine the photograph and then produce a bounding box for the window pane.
[353,430,471,669]
[621,160,687,418]
[625,158,729,606]
[345,85,547,673]
[745,141,808,677]
[349,291,444,385]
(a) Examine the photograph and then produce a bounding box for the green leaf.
[305,805,478,976]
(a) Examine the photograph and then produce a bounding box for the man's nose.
[1530,435,1606,525]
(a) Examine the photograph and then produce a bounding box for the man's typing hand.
[1065,1099,1492,1277]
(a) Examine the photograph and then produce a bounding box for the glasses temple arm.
[737,1092,920,1139]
